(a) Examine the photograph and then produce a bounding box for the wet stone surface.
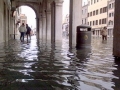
[0,36,120,90]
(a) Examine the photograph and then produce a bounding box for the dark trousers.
[20,32,25,41]
[26,34,31,41]
[102,35,107,40]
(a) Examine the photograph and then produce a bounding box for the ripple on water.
[0,37,119,90]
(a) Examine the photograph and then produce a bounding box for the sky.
[63,0,69,20]
[82,0,88,5]
[21,6,36,29]
[21,0,88,28]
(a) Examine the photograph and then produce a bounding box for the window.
[93,21,94,26]
[109,20,113,25]
[90,12,92,16]
[91,0,93,5]
[82,10,83,14]
[85,19,86,24]
[105,7,107,12]
[112,12,114,17]
[22,20,25,23]
[94,0,96,3]
[109,13,111,17]
[99,19,101,25]
[100,8,102,14]
[104,18,107,24]
[90,21,92,26]
[96,9,98,15]
[102,18,107,24]
[102,19,104,24]
[96,20,98,25]
[109,21,111,25]
[67,19,68,22]
[112,3,114,8]
[111,21,113,25]
[113,2,115,7]
[93,11,95,16]
[88,13,89,17]
[109,4,111,9]
[103,7,107,13]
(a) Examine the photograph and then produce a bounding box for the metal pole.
[14,17,15,39]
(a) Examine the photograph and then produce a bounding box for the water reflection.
[112,58,120,90]
[0,37,120,90]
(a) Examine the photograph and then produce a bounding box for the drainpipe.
[107,0,109,37]
[13,16,16,39]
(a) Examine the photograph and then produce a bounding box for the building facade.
[20,14,27,25]
[62,14,69,36]
[88,0,108,37]
[82,4,88,25]
[107,0,115,37]
[12,7,22,39]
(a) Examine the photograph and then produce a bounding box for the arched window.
[108,20,113,25]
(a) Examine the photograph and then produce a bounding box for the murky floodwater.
[0,36,120,90]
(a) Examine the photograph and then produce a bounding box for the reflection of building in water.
[112,59,120,90]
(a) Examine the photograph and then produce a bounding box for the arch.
[15,3,38,18]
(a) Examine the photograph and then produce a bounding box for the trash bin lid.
[77,25,91,28]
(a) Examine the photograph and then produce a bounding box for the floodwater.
[0,36,120,90]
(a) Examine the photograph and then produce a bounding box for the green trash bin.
[76,25,92,49]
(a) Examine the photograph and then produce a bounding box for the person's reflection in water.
[112,57,120,90]
[102,40,107,44]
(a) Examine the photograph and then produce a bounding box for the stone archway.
[15,4,38,18]
[11,0,41,38]
[13,5,38,39]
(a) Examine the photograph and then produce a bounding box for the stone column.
[0,0,4,43]
[13,17,16,39]
[54,0,63,41]
[69,0,82,48]
[39,12,43,39]
[113,0,120,57]
[36,17,39,39]
[42,13,46,41]
[46,2,51,41]
[4,4,7,41]
[42,2,47,41]
[51,2,55,43]
[10,15,14,35]
[8,10,10,40]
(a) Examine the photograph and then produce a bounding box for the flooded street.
[0,36,119,90]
